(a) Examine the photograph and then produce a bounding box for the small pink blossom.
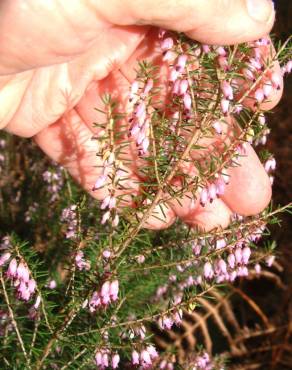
[208,183,217,202]
[266,255,275,267]
[0,252,11,266]
[101,281,110,298]
[243,68,255,81]
[203,262,213,279]
[264,157,276,172]
[109,280,119,301]
[162,50,177,63]
[48,280,57,289]
[147,345,158,359]
[178,79,189,95]
[102,250,111,259]
[248,57,262,71]
[112,353,120,369]
[202,44,211,53]
[227,253,236,269]
[254,263,261,274]
[169,68,180,82]
[271,72,281,89]
[143,78,153,96]
[242,247,251,264]
[216,238,227,250]
[234,248,242,264]
[221,80,233,100]
[199,187,209,207]
[132,350,140,365]
[254,88,264,103]
[93,175,107,190]
[141,350,152,365]
[34,295,41,309]
[176,54,188,72]
[161,37,174,51]
[218,56,229,71]
[183,93,192,111]
[258,113,266,125]
[7,258,17,278]
[220,98,229,114]
[101,211,111,225]
[263,82,273,98]
[28,279,36,294]
[215,46,226,56]
[136,254,145,263]
[212,120,222,134]
[215,177,225,196]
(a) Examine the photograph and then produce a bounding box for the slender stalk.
[0,272,31,369]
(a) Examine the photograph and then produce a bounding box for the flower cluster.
[131,345,159,368]
[199,174,229,207]
[88,280,119,312]
[61,204,78,239]
[128,78,153,155]
[1,255,37,302]
[191,351,214,370]
[92,151,120,227]
[42,166,64,202]
[200,226,265,283]
[75,250,91,271]
[95,349,120,369]
[153,223,267,309]
[158,308,183,331]
[24,201,39,222]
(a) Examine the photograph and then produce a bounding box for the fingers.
[221,143,271,215]
[99,0,275,44]
[0,0,274,75]
[165,185,233,231]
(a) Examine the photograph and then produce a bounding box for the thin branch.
[0,272,31,369]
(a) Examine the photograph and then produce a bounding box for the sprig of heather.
[0,32,291,370]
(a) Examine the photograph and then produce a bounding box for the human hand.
[0,0,282,230]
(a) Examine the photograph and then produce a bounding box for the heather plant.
[0,30,291,370]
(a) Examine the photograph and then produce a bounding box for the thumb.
[0,0,274,75]
[101,0,275,44]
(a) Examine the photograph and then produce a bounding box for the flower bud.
[242,247,251,264]
[132,350,140,365]
[220,98,229,114]
[141,350,152,365]
[212,121,222,135]
[161,37,174,51]
[200,187,209,207]
[220,80,233,100]
[112,353,120,369]
[254,88,264,103]
[204,262,213,279]
[178,79,189,95]
[227,253,236,269]
[0,252,11,266]
[176,54,188,72]
[271,72,281,90]
[109,280,119,301]
[7,258,17,278]
[183,93,192,111]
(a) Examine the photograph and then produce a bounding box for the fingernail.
[246,0,274,23]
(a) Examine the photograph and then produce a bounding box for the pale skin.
[0,0,283,231]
